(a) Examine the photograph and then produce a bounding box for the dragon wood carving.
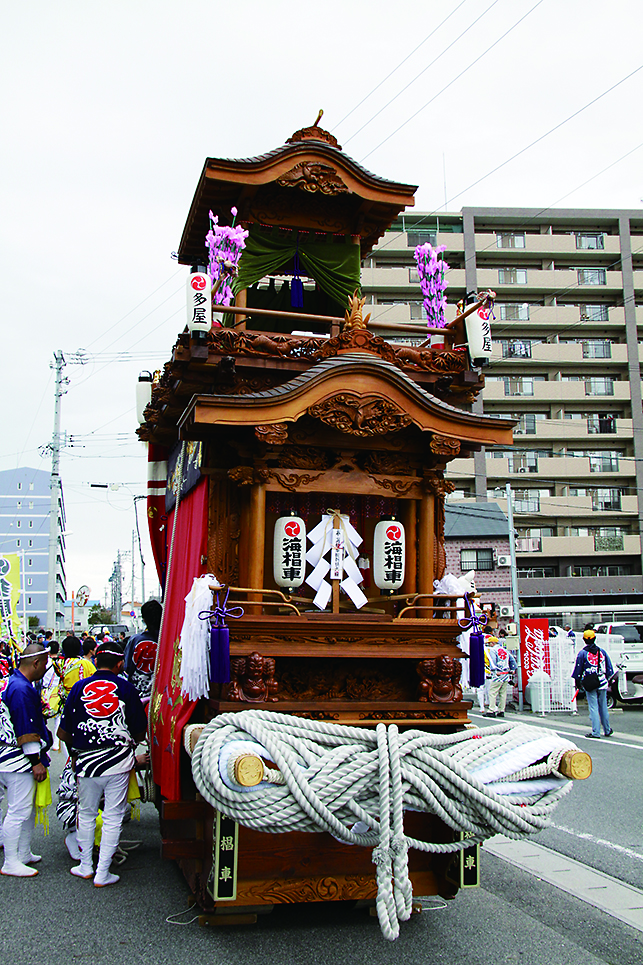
[308,394,412,436]
[276,161,348,196]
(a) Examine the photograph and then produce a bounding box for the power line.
[360,0,545,162]
[343,0,500,145]
[334,0,471,130]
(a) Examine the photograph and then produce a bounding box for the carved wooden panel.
[276,161,348,195]
[308,394,412,436]
[207,477,240,586]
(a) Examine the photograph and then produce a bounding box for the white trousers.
[0,771,36,862]
[77,771,130,873]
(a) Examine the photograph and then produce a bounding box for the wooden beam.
[418,491,435,595]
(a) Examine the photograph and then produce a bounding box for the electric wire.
[343,0,502,145]
[334,0,471,130]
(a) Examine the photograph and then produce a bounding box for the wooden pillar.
[418,491,435,596]
[238,490,251,587]
[402,499,417,595]
[247,481,266,609]
[234,289,247,330]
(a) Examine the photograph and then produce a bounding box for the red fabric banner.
[519,618,550,691]
[147,443,170,586]
[149,477,209,800]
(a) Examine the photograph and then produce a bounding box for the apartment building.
[362,207,643,620]
[0,467,67,630]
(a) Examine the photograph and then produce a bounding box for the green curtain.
[232,226,361,310]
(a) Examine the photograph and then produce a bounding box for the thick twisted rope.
[191,711,576,940]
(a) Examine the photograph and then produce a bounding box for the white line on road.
[468,712,643,750]
[485,835,643,933]
[550,823,643,865]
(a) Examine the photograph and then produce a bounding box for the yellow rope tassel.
[34,772,52,835]
[127,769,141,822]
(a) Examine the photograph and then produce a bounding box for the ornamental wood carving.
[362,452,414,475]
[286,124,342,149]
[276,161,348,195]
[268,470,324,493]
[277,446,334,470]
[368,475,419,497]
[416,656,463,703]
[255,424,289,446]
[227,466,255,486]
[430,434,461,456]
[235,875,377,905]
[277,662,409,701]
[342,291,371,331]
[208,478,240,586]
[226,652,278,703]
[308,394,412,437]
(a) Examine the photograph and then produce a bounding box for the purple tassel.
[209,624,230,684]
[469,631,485,688]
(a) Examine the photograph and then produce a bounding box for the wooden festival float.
[137,118,518,922]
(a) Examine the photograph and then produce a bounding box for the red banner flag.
[519,618,550,691]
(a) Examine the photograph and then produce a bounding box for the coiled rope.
[191,711,577,941]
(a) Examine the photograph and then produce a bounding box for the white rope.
[191,711,578,941]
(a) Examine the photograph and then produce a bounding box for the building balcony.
[371,230,465,255]
[474,233,621,256]
[510,419,633,442]
[476,268,623,294]
[518,574,643,598]
[491,494,639,518]
[538,534,641,556]
[360,266,467,292]
[482,380,631,402]
[490,341,629,365]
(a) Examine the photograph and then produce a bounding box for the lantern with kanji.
[273,516,306,589]
[373,520,406,590]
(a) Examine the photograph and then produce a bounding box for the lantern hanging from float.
[186,268,212,334]
[373,520,406,590]
[464,290,495,366]
[273,516,306,590]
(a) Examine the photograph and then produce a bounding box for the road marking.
[550,823,643,865]
[467,712,643,750]
[485,835,643,933]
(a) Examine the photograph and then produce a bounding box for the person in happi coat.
[124,600,162,703]
[58,642,147,886]
[0,643,52,877]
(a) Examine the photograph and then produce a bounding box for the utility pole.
[505,482,523,712]
[131,529,136,623]
[46,351,67,632]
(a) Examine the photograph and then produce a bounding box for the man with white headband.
[58,642,147,886]
[0,643,52,876]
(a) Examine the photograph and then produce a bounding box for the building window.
[579,304,609,321]
[513,491,542,513]
[588,452,620,473]
[16,539,20,547]
[27,596,32,605]
[28,558,32,566]
[29,483,34,491]
[28,520,33,528]
[460,548,494,571]
[496,232,525,249]
[591,488,622,511]
[576,232,604,250]
[500,338,531,358]
[17,500,21,508]
[498,268,528,285]
[497,302,530,320]
[586,378,614,396]
[16,521,20,529]
[517,566,558,578]
[569,564,631,577]
[28,501,34,509]
[28,539,33,547]
[407,230,437,247]
[27,578,32,586]
[582,340,612,359]
[577,268,606,286]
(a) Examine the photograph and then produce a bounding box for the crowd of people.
[0,600,162,884]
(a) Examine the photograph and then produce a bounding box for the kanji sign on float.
[273,516,306,589]
[186,271,211,332]
[519,618,550,691]
[373,520,406,590]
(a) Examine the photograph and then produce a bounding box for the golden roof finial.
[314,109,324,127]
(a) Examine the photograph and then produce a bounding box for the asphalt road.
[1,707,641,965]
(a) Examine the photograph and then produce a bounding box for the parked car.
[88,623,130,639]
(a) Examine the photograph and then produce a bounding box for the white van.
[594,623,643,676]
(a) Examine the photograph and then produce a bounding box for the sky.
[1,0,642,609]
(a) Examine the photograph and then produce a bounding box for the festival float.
[136,117,592,939]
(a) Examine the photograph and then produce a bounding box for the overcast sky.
[1,0,642,609]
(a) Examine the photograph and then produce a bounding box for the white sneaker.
[65,833,81,861]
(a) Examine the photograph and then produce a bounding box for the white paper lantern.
[186,271,212,333]
[273,516,306,589]
[373,520,406,590]
[464,308,493,365]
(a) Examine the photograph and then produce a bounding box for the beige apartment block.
[362,208,643,622]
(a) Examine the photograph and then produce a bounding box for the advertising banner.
[519,617,550,690]
[0,553,23,641]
